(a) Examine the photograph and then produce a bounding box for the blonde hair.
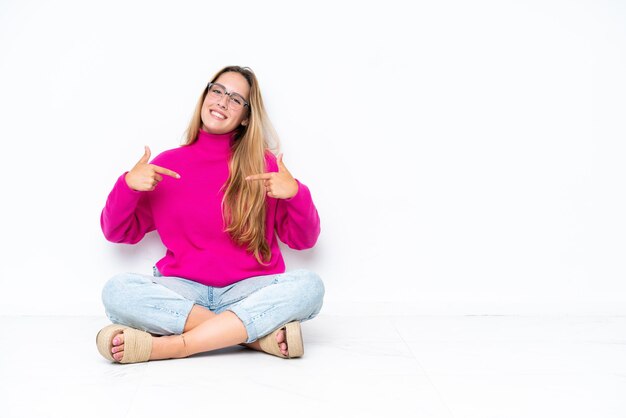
[183,66,280,264]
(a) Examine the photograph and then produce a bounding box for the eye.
[231,96,243,106]
[211,86,224,95]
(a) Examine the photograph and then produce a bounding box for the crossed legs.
[103,269,324,362]
[109,304,291,361]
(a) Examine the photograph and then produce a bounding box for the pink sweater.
[100,130,320,287]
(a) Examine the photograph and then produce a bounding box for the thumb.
[277,153,286,171]
[139,146,151,164]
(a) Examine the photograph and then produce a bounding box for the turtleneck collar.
[193,129,236,158]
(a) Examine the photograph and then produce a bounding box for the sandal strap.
[258,321,304,359]
[120,327,153,363]
[259,328,287,358]
[96,324,152,364]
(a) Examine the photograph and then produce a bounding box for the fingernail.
[113,338,118,345]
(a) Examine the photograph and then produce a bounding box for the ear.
[241,119,249,127]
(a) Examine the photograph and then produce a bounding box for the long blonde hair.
[183,66,279,264]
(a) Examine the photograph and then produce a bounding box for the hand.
[245,153,298,199]
[125,146,181,192]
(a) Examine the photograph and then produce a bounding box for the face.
[200,71,250,135]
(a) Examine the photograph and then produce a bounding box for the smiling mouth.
[210,110,226,120]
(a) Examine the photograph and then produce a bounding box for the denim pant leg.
[101,271,203,336]
[213,269,325,344]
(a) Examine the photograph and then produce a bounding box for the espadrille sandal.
[96,324,152,364]
[258,321,304,359]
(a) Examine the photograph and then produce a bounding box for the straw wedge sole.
[96,324,153,364]
[258,321,304,359]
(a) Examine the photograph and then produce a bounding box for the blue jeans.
[101,268,325,344]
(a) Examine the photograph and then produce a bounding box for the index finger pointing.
[152,164,181,179]
[245,173,273,181]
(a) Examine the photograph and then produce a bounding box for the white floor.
[1,314,625,418]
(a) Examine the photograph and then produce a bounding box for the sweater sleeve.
[274,179,321,250]
[100,172,156,244]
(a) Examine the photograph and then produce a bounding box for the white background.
[0,0,624,316]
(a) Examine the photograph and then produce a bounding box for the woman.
[96,66,324,363]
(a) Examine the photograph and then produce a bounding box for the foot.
[275,327,289,356]
[243,327,288,357]
[110,332,187,362]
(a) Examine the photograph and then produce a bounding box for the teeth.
[211,111,225,119]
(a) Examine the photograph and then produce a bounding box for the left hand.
[245,153,299,199]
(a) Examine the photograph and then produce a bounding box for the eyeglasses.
[206,82,249,110]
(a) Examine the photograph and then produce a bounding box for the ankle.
[180,334,189,357]
[241,340,262,351]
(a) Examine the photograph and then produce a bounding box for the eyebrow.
[214,83,247,99]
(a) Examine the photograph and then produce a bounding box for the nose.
[217,93,229,109]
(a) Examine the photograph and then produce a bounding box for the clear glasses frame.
[206,82,249,110]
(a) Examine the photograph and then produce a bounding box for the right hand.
[125,146,181,192]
